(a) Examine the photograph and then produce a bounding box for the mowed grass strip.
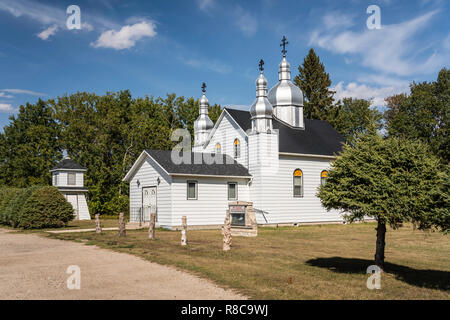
[47,222,450,299]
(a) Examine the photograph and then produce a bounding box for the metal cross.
[259,59,264,72]
[201,82,206,93]
[280,36,288,56]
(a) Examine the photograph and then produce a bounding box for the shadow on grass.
[306,257,450,291]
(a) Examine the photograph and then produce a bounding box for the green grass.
[47,222,450,299]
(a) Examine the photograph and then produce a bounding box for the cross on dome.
[280,36,288,57]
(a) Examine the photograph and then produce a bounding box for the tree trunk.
[181,216,187,246]
[148,213,156,240]
[374,220,386,269]
[223,210,232,251]
[95,214,102,234]
[118,212,126,237]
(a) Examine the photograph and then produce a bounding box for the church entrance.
[142,186,157,222]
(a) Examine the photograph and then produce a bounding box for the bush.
[0,187,21,225]
[3,186,40,227]
[0,186,74,229]
[17,186,74,229]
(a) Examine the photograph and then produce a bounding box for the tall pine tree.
[294,48,335,120]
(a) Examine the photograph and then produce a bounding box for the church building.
[123,38,345,229]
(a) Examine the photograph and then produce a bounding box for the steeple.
[250,59,273,133]
[268,36,304,128]
[194,82,214,147]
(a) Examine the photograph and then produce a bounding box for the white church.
[123,39,346,229]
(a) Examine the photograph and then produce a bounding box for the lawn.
[47,222,450,299]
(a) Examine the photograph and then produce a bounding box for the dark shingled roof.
[145,149,251,177]
[225,108,345,156]
[51,158,87,171]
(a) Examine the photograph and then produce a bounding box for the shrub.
[16,186,74,229]
[0,187,21,224]
[0,186,74,229]
[3,186,40,227]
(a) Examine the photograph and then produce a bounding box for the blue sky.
[0,0,448,129]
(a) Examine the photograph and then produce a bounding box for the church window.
[228,182,238,200]
[215,143,221,154]
[234,139,240,158]
[187,181,198,200]
[321,170,328,186]
[293,169,303,197]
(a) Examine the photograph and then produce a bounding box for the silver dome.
[268,57,303,107]
[194,91,214,146]
[267,56,304,128]
[250,70,273,133]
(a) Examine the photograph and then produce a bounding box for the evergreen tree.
[294,48,335,120]
[318,131,449,268]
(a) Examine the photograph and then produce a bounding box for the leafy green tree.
[330,98,383,144]
[318,131,449,268]
[294,48,335,120]
[385,68,449,162]
[0,99,61,187]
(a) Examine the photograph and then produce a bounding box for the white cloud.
[1,89,46,96]
[0,0,63,25]
[309,10,448,76]
[91,21,157,50]
[332,81,409,107]
[183,57,232,74]
[233,6,257,37]
[0,103,16,112]
[196,0,215,12]
[0,92,13,98]
[37,24,58,40]
[0,0,116,40]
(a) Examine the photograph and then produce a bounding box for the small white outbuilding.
[50,156,91,220]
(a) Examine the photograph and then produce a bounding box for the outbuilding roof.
[50,158,87,171]
[225,108,345,157]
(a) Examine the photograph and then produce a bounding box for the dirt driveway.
[0,229,245,300]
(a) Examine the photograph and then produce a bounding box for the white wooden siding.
[171,176,250,227]
[52,171,84,187]
[250,154,343,224]
[77,194,90,220]
[203,112,249,168]
[128,157,172,225]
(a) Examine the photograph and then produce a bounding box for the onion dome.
[250,59,273,133]
[194,83,214,146]
[267,36,304,128]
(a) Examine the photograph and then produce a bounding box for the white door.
[142,187,157,222]
[66,194,78,219]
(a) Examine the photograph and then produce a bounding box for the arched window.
[215,143,221,154]
[293,169,303,197]
[234,139,240,158]
[321,170,328,186]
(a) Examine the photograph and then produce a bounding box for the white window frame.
[67,172,76,186]
[187,180,198,200]
[227,182,238,200]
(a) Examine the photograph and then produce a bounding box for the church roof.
[145,150,252,178]
[50,158,87,171]
[225,108,345,157]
